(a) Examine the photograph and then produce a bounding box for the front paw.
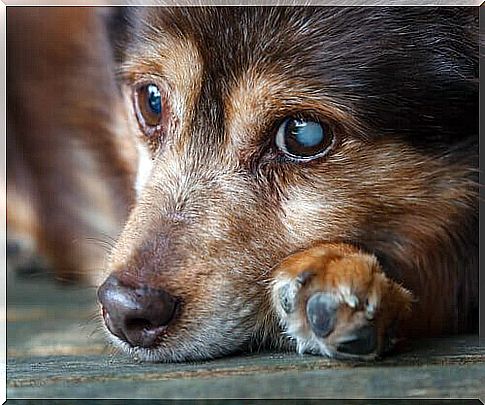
[271,243,413,360]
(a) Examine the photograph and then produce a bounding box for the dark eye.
[134,83,163,137]
[275,118,333,160]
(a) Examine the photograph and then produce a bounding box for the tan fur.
[8,7,478,362]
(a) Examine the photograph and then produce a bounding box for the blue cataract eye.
[147,84,162,115]
[276,117,331,159]
[291,119,324,147]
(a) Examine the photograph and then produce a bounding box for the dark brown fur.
[7,7,478,361]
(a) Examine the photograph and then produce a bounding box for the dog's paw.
[271,243,413,360]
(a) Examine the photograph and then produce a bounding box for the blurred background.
[6,7,135,394]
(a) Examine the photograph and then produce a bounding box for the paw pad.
[336,324,377,355]
[272,243,413,360]
[306,292,339,337]
[278,283,295,314]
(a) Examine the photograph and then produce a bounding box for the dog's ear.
[103,7,134,65]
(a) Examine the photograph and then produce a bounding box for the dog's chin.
[102,324,245,363]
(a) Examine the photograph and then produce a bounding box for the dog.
[7,6,478,362]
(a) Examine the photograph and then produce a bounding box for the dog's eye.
[275,118,332,159]
[134,83,164,137]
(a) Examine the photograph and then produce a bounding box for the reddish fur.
[273,242,413,355]
[7,7,478,361]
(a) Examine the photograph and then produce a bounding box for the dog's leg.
[271,243,413,360]
[7,8,136,283]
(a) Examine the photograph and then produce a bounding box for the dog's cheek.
[134,141,154,196]
[279,184,358,247]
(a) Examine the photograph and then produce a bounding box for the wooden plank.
[7,336,485,397]
[7,271,485,399]
[7,271,104,357]
[7,361,485,398]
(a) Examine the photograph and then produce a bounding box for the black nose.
[97,274,177,348]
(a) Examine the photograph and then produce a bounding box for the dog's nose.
[97,274,177,348]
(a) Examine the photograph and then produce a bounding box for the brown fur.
[7,7,136,281]
[7,7,478,362]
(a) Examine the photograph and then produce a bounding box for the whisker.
[75,237,114,254]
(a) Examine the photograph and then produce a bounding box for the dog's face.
[97,7,478,361]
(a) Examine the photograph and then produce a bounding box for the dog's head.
[97,7,478,361]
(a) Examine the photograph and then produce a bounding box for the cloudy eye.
[275,118,333,160]
[134,83,164,137]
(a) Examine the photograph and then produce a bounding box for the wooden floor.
[7,269,485,399]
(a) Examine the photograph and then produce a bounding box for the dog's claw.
[272,243,413,360]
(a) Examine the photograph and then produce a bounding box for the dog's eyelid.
[117,61,172,85]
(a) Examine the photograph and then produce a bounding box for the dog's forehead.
[123,8,375,130]
[121,7,477,149]
[126,7,467,77]
[122,7,349,150]
[129,7,341,84]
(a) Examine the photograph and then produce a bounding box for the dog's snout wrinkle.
[97,274,178,348]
